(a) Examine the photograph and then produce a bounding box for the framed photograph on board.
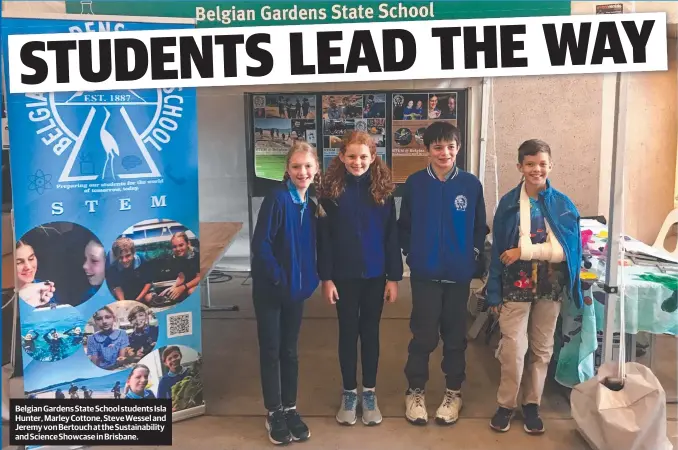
[251,94,317,182]
[391,91,466,187]
[321,93,387,171]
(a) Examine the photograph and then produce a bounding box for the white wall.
[571,1,678,244]
[623,40,677,244]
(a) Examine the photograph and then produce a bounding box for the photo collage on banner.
[2,16,204,420]
[321,94,386,171]
[253,94,317,181]
[391,92,458,183]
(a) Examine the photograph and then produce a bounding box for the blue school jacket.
[398,165,487,283]
[251,182,320,303]
[485,180,583,308]
[317,171,403,282]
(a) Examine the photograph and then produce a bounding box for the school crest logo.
[25,88,184,184]
[393,95,404,107]
[23,23,185,185]
[455,194,467,211]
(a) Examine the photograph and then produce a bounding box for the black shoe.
[522,403,545,434]
[284,408,311,442]
[489,407,513,432]
[265,409,292,445]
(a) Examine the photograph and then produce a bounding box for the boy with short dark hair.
[157,346,189,402]
[108,237,152,302]
[398,121,487,426]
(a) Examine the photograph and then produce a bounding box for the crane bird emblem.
[99,107,120,180]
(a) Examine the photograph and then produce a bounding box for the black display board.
[245,89,468,198]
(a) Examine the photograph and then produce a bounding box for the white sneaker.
[405,388,428,425]
[435,389,463,425]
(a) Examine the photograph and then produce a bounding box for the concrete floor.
[4,273,678,449]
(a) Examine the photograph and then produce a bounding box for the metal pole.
[10,208,17,373]
[675,26,678,210]
[478,78,491,184]
[601,71,629,364]
[206,277,211,308]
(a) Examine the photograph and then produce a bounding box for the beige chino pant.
[496,299,561,410]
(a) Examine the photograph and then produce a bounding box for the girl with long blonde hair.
[250,140,323,445]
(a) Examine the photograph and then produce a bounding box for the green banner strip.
[65,1,571,28]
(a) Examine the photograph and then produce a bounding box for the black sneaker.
[284,408,311,442]
[522,404,545,434]
[489,407,513,432]
[265,409,292,445]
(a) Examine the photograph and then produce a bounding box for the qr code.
[167,312,192,338]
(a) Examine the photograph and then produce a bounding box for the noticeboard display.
[246,89,467,198]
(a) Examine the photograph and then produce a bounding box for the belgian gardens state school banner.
[2,15,204,436]
[63,1,572,26]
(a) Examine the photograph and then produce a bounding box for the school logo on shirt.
[455,195,468,211]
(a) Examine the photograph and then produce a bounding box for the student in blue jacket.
[251,140,324,446]
[317,130,403,427]
[485,139,582,435]
[398,121,487,426]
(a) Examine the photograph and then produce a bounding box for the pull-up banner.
[2,16,204,448]
[6,12,669,94]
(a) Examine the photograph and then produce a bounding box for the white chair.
[653,208,678,255]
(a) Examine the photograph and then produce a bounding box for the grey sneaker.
[336,390,358,425]
[361,390,383,426]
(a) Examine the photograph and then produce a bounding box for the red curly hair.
[318,131,395,205]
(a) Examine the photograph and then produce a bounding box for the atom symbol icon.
[28,169,53,195]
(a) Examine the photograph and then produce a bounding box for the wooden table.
[2,253,13,291]
[198,221,244,311]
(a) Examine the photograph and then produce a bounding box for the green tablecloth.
[554,223,678,388]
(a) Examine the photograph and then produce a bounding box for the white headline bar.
[6,12,669,94]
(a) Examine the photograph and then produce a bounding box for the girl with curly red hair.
[317,130,403,427]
